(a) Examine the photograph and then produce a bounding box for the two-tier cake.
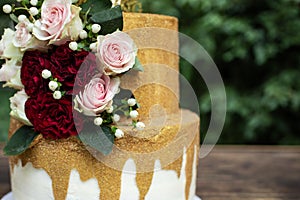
[1,0,200,199]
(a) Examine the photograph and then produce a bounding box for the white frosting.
[10,147,198,200]
[119,159,139,200]
[11,160,55,200]
[66,169,100,200]
[145,148,187,199]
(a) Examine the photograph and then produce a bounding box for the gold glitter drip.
[136,171,154,199]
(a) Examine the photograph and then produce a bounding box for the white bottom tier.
[2,192,201,200]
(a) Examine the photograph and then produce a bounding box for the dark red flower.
[21,51,53,97]
[21,43,95,97]
[25,93,78,139]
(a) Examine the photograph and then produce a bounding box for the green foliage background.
[141,0,300,144]
[1,0,300,144]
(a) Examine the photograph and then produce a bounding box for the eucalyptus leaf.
[79,124,114,156]
[132,57,144,72]
[4,126,39,156]
[90,6,123,35]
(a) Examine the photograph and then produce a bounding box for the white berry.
[29,7,39,16]
[30,0,38,6]
[127,98,136,107]
[89,42,97,52]
[69,42,78,51]
[3,5,12,14]
[129,110,139,119]
[53,91,62,100]
[79,30,88,39]
[136,122,145,131]
[42,69,52,79]
[94,117,103,126]
[49,81,58,91]
[106,106,114,113]
[91,24,101,33]
[115,129,124,139]
[18,15,27,22]
[112,114,120,122]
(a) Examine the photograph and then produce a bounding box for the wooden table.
[1,145,299,199]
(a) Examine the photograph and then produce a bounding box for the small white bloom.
[112,114,120,122]
[29,7,39,16]
[89,42,97,52]
[53,91,62,100]
[115,129,124,139]
[106,105,114,113]
[136,122,145,131]
[42,69,52,79]
[91,24,101,33]
[127,98,136,107]
[79,30,88,39]
[3,4,12,14]
[94,117,103,126]
[49,81,58,91]
[30,0,38,6]
[69,41,78,51]
[18,15,27,22]
[17,0,22,2]
[129,110,139,119]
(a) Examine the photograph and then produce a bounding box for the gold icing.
[121,13,180,119]
[8,13,200,200]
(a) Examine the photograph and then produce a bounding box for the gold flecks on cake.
[121,13,180,119]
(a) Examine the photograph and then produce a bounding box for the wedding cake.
[1,0,199,199]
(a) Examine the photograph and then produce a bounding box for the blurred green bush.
[0,0,300,144]
[141,0,300,144]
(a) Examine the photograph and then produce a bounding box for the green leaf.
[90,6,123,35]
[132,57,144,72]
[79,124,114,156]
[3,126,39,156]
[80,0,112,15]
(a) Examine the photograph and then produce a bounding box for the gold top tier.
[121,13,180,119]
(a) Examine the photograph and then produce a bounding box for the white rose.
[9,89,32,126]
[3,69,24,89]
[0,59,24,90]
[0,29,23,60]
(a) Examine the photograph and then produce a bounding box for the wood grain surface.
[1,144,299,199]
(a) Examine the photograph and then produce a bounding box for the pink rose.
[97,31,137,75]
[74,73,120,116]
[13,19,32,48]
[32,0,77,45]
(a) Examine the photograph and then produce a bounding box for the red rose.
[21,43,93,97]
[25,93,78,139]
[21,50,53,97]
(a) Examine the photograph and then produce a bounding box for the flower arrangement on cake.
[0,0,145,156]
